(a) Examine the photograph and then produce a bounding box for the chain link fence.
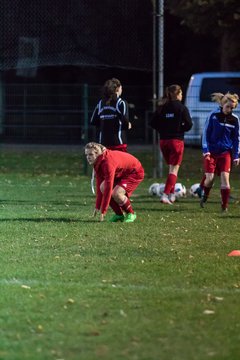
[1,83,153,144]
[1,0,152,72]
[0,1,154,144]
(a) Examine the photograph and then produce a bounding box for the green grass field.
[1,146,240,360]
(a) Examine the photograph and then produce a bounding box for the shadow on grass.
[0,199,90,207]
[137,207,188,212]
[216,214,240,219]
[0,217,98,223]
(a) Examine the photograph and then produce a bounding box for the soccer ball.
[148,183,160,196]
[158,183,165,196]
[174,183,186,198]
[189,183,201,197]
[148,182,165,196]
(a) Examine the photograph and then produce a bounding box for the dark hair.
[158,84,182,106]
[101,78,122,103]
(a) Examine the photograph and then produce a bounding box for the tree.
[166,0,240,70]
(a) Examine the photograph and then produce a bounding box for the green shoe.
[109,214,124,222]
[123,212,137,223]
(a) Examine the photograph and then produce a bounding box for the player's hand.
[233,158,240,166]
[128,122,132,129]
[99,213,105,222]
[203,153,211,161]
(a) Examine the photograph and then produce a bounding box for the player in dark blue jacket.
[200,92,240,211]
[90,78,131,152]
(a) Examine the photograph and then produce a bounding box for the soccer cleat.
[194,186,203,198]
[109,214,124,222]
[221,207,228,213]
[169,193,176,203]
[200,192,208,208]
[160,193,173,205]
[123,212,137,223]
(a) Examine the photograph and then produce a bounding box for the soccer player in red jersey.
[84,142,144,222]
[150,84,192,204]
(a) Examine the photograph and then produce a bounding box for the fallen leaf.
[203,309,215,315]
[120,309,127,317]
[37,325,43,332]
[21,285,31,289]
[67,298,75,304]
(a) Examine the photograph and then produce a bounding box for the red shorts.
[160,139,184,165]
[204,152,231,175]
[115,167,144,196]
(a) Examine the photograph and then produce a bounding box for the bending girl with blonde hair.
[84,142,144,222]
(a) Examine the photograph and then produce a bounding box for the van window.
[200,78,240,102]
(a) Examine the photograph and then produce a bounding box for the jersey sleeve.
[181,106,193,132]
[149,106,164,133]
[232,116,240,160]
[149,111,159,131]
[116,99,130,130]
[95,173,103,210]
[99,161,116,215]
[90,101,101,127]
[202,114,212,154]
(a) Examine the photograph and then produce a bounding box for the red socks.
[164,173,177,195]
[110,197,134,215]
[221,188,230,210]
[119,197,134,214]
[110,198,123,215]
[203,186,212,198]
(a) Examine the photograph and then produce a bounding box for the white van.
[184,72,240,145]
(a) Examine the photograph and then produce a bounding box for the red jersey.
[94,149,144,214]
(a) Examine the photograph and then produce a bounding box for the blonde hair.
[85,142,106,156]
[211,92,239,108]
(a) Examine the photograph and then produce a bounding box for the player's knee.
[206,173,214,182]
[112,187,125,202]
[112,187,119,199]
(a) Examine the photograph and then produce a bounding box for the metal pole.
[157,0,164,99]
[23,84,27,140]
[152,0,158,178]
[82,83,89,175]
[157,0,164,177]
[0,72,4,135]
